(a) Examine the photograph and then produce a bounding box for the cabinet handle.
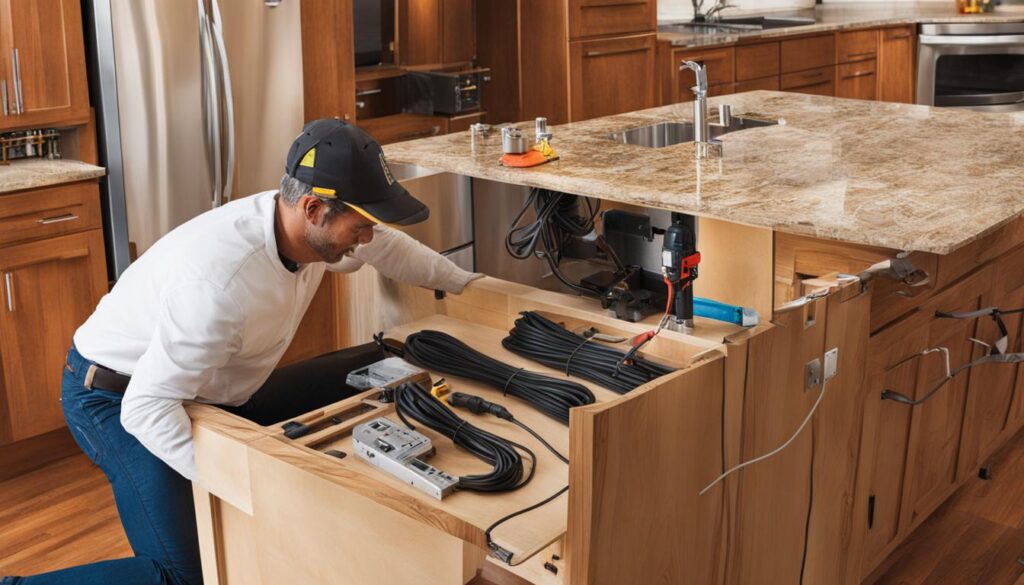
[355,88,383,97]
[867,495,876,529]
[1,79,7,116]
[37,213,79,225]
[845,51,875,58]
[585,46,648,58]
[12,49,23,115]
[887,32,913,40]
[4,272,13,312]
[842,70,874,80]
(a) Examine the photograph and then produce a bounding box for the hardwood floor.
[1,430,1023,584]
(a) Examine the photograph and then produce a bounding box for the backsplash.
[658,0,947,21]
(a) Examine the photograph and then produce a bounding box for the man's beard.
[304,224,354,264]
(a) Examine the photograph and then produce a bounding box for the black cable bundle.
[502,311,675,394]
[505,188,603,296]
[403,330,595,424]
[393,382,535,493]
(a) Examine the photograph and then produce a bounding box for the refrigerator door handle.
[198,0,223,208]
[209,0,235,204]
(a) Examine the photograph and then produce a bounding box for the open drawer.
[189,275,866,585]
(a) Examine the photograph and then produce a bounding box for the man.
[2,119,480,585]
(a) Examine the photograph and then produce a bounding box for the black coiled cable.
[403,330,595,424]
[393,382,535,493]
[502,311,675,394]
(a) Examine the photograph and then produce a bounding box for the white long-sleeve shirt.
[73,190,479,481]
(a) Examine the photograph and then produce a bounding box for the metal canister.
[534,117,552,142]
[501,127,527,154]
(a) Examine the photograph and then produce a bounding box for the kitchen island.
[188,93,1024,585]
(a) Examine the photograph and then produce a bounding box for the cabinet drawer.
[781,66,835,96]
[736,42,779,81]
[569,0,655,39]
[673,46,734,87]
[0,181,101,247]
[358,113,448,145]
[837,29,878,63]
[781,34,835,73]
[736,76,780,92]
[836,60,877,100]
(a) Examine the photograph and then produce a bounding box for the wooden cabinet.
[398,0,476,66]
[837,29,878,64]
[666,45,734,104]
[569,33,657,121]
[358,112,448,145]
[0,0,90,131]
[736,76,779,92]
[837,60,878,100]
[781,34,836,74]
[0,182,108,445]
[568,0,656,40]
[301,0,357,123]
[878,26,915,103]
[781,65,835,96]
[736,42,779,82]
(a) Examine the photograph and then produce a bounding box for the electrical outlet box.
[824,348,839,381]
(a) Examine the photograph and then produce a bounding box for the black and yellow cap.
[284,119,429,226]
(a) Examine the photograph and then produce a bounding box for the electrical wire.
[505,188,603,297]
[484,485,570,565]
[502,311,675,394]
[700,377,830,496]
[402,330,595,424]
[392,382,536,493]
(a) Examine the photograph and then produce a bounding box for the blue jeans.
[1,346,203,585]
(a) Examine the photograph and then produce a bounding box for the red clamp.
[680,251,701,279]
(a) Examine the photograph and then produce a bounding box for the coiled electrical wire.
[403,330,595,424]
[393,382,535,493]
[501,311,675,394]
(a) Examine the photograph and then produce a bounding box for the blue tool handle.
[693,297,759,327]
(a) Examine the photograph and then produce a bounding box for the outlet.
[824,347,839,381]
[805,358,821,390]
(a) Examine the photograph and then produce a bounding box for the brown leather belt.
[83,363,131,394]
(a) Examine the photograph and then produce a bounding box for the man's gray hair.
[279,173,348,219]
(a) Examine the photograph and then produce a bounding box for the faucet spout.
[680,60,716,157]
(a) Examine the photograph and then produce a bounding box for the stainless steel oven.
[917,22,1024,112]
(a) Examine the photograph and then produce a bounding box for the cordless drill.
[661,213,701,331]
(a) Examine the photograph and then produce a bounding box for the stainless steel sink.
[605,117,777,149]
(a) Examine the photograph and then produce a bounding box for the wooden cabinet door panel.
[837,29,878,64]
[569,0,655,40]
[781,34,835,74]
[736,76,780,93]
[1,0,89,130]
[441,0,475,64]
[957,247,1024,476]
[836,60,877,101]
[878,26,915,104]
[900,274,988,530]
[569,33,657,121]
[736,42,779,81]
[781,66,835,96]
[670,46,734,104]
[398,0,442,66]
[0,229,107,443]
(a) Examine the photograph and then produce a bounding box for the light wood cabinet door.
[836,60,877,101]
[781,65,835,96]
[0,229,108,444]
[0,0,89,131]
[569,33,657,121]
[878,26,915,104]
[568,0,655,40]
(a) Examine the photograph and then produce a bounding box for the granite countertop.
[0,159,106,194]
[383,91,1024,255]
[659,2,1024,48]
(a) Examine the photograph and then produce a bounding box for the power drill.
[661,213,701,331]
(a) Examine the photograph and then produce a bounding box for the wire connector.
[488,541,515,564]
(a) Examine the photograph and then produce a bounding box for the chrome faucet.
[680,60,727,159]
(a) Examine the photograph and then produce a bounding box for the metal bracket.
[805,358,822,391]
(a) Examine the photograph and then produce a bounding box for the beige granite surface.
[659,2,1024,48]
[383,91,1024,255]
[0,159,105,194]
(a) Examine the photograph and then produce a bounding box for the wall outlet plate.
[805,358,821,390]
[824,347,839,381]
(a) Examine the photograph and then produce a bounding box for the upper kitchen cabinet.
[486,0,657,124]
[0,0,90,131]
[398,0,476,66]
[878,25,916,103]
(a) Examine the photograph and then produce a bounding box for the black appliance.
[423,69,487,115]
[354,0,386,67]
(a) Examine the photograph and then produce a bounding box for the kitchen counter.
[383,91,1024,255]
[0,159,106,194]
[659,2,1024,48]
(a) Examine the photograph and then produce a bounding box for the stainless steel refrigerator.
[90,0,305,278]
